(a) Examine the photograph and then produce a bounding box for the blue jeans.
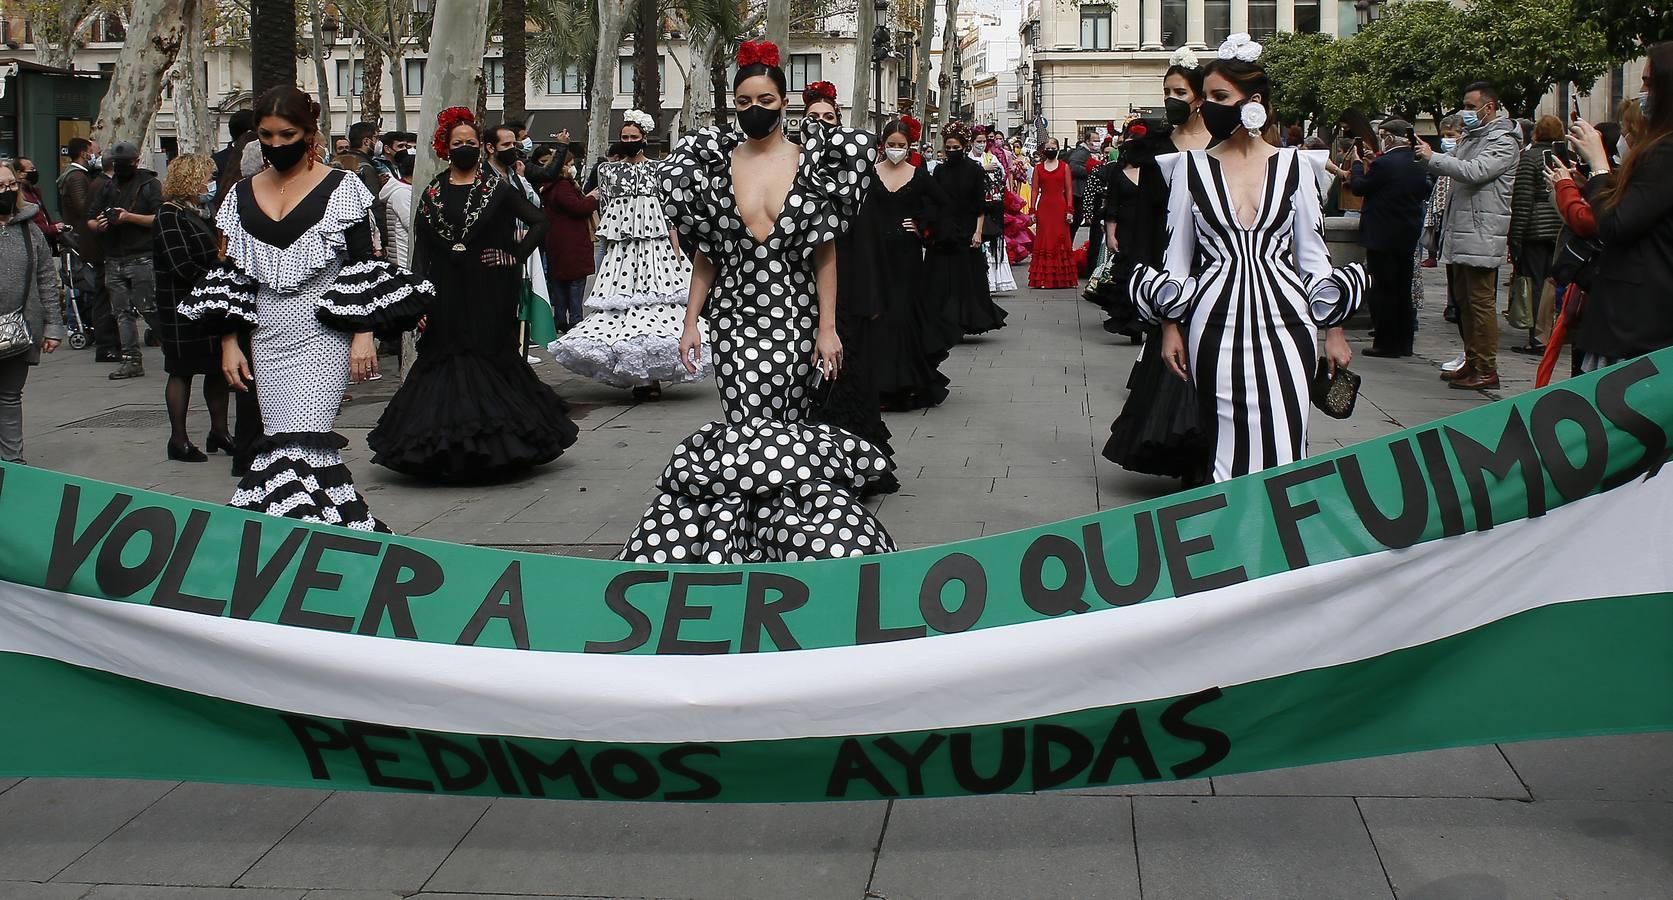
[553,279,587,327]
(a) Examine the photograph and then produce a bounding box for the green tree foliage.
[1575,0,1673,61]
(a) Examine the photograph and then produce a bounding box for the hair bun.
[737,39,782,69]
[803,81,837,107]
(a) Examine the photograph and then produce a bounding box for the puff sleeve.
[796,121,877,247]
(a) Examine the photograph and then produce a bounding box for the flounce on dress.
[1129,149,1366,482]
[550,158,710,387]
[179,170,431,531]
[368,171,579,481]
[927,155,1007,341]
[981,154,1017,293]
[1029,161,1079,289]
[854,166,952,411]
[625,120,896,563]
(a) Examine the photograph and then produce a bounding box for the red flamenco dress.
[1028,160,1078,289]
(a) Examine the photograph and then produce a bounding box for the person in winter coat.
[1508,115,1569,354]
[541,150,601,332]
[0,165,65,464]
[1415,82,1521,390]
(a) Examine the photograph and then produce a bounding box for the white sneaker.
[1441,352,1466,373]
[526,354,543,365]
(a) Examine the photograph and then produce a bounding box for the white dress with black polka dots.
[180,172,431,531]
[549,158,710,387]
[618,121,897,564]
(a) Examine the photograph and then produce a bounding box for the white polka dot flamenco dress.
[549,158,710,388]
[180,171,431,531]
[619,120,897,564]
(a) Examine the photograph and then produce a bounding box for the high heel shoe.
[205,431,235,455]
[168,441,208,463]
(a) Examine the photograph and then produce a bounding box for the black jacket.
[1349,146,1429,253]
[1576,140,1673,359]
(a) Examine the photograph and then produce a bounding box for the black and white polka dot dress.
[617,121,897,563]
[180,171,430,531]
[549,158,710,387]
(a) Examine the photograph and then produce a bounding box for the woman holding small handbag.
[0,164,66,464]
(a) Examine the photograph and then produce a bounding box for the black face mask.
[945,148,965,162]
[260,140,308,173]
[113,160,139,180]
[450,145,481,171]
[1165,97,1194,127]
[495,147,522,167]
[1200,100,1244,144]
[22,170,38,185]
[615,140,646,158]
[0,191,16,216]
[1043,148,1059,160]
[738,105,782,140]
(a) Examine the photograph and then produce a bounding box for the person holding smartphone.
[1507,115,1570,354]
[1349,119,1430,358]
[88,141,163,379]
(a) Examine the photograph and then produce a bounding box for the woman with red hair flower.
[367,106,578,481]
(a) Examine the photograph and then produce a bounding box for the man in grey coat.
[1415,82,1520,390]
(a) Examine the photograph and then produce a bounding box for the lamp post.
[871,0,891,130]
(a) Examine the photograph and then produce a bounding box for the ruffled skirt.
[551,235,707,387]
[368,348,579,481]
[1102,333,1210,481]
[987,244,1017,293]
[620,419,896,564]
[231,433,386,532]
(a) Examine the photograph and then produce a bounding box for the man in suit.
[1351,119,1434,358]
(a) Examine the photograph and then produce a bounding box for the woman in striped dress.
[1129,42,1364,482]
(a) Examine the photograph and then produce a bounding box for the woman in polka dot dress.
[618,40,897,564]
[549,110,708,400]
[179,87,431,531]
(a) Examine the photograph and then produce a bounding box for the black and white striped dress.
[181,171,430,530]
[1130,149,1366,482]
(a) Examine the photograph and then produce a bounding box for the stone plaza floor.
[1,266,1668,899]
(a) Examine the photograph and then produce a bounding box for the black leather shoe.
[205,431,235,454]
[167,441,208,463]
[1362,347,1404,359]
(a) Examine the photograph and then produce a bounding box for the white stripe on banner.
[1,476,1670,744]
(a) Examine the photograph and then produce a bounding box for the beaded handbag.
[1311,359,1361,420]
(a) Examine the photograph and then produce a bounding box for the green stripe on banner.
[0,348,1670,801]
[1,593,1668,802]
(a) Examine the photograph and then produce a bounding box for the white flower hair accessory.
[623,109,656,132]
[1218,33,1263,63]
[1168,47,1201,70]
[1241,101,1268,136]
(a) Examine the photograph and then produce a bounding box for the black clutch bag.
[1312,359,1361,420]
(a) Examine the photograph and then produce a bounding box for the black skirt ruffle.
[1102,331,1211,481]
[368,350,579,481]
[232,433,387,532]
[316,259,434,333]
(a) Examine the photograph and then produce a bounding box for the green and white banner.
[2,353,1671,802]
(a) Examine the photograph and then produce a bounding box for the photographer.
[88,141,162,380]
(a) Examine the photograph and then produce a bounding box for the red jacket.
[542,177,600,282]
[1554,178,1597,239]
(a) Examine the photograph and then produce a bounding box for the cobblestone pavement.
[2,267,1667,899]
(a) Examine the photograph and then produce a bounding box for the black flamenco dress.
[623,120,895,563]
[180,170,430,531]
[853,167,952,411]
[818,202,898,497]
[368,171,579,481]
[927,155,1007,341]
[1101,138,1211,482]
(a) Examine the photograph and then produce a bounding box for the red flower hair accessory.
[432,106,476,158]
[1129,123,1150,139]
[900,114,922,141]
[803,80,837,107]
[737,39,781,69]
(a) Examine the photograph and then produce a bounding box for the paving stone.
[298,892,406,900]
[1133,797,1393,900]
[869,795,1140,900]
[0,882,93,900]
[413,520,606,546]
[1498,733,1673,802]
[0,780,177,882]
[1059,778,1212,797]
[56,784,328,887]
[1359,798,1673,899]
[236,793,490,893]
[1211,746,1528,799]
[78,888,304,900]
[0,779,21,796]
[426,799,883,900]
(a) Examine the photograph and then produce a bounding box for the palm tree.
[529,0,600,142]
[503,0,529,123]
[631,0,661,131]
[251,0,299,95]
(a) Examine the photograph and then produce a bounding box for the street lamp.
[412,0,433,14]
[871,0,891,127]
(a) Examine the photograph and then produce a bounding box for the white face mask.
[884,147,910,164]
[372,140,384,157]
